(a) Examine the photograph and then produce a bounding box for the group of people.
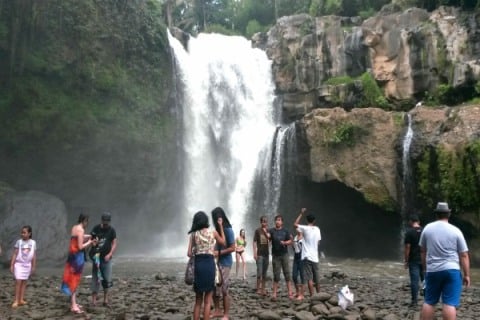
[7,212,117,315]
[403,201,470,320]
[252,208,321,301]
[187,207,235,320]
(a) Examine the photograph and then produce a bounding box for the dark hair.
[211,206,232,234]
[78,213,89,224]
[408,214,419,222]
[22,225,33,239]
[274,215,283,221]
[306,214,315,223]
[260,216,267,223]
[188,211,209,234]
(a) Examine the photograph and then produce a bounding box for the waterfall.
[401,113,414,217]
[168,32,278,230]
[256,123,297,218]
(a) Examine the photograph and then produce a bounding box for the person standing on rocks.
[419,202,470,320]
[269,215,293,301]
[211,207,235,320]
[292,229,305,300]
[235,229,247,280]
[89,212,117,307]
[61,213,97,314]
[188,211,225,320]
[403,214,424,307]
[293,208,321,296]
[253,215,270,296]
[10,225,36,308]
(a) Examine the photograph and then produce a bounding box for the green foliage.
[205,23,240,36]
[0,0,174,156]
[416,141,480,214]
[323,0,343,15]
[245,19,265,38]
[324,76,354,86]
[309,0,322,16]
[325,122,366,147]
[360,72,390,109]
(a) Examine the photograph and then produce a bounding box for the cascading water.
[168,31,278,232]
[256,123,298,219]
[401,113,414,217]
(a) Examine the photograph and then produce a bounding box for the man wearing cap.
[89,212,117,307]
[403,214,424,306]
[419,202,470,320]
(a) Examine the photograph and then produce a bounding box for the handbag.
[185,256,195,285]
[215,259,223,286]
[185,234,195,285]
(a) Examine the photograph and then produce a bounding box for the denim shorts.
[424,269,462,307]
[91,259,113,293]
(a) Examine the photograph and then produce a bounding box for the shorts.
[256,255,269,279]
[272,254,291,282]
[424,269,462,307]
[303,259,320,284]
[91,259,113,293]
[215,265,231,296]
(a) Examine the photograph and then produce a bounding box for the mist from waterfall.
[168,32,278,235]
[401,113,414,216]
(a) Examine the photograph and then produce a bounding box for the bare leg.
[241,254,246,279]
[212,295,222,317]
[222,293,230,319]
[204,291,213,320]
[421,303,435,320]
[272,281,278,299]
[442,304,457,320]
[287,280,293,298]
[296,284,304,300]
[103,290,109,304]
[12,280,21,306]
[19,280,27,303]
[235,253,240,278]
[307,280,314,296]
[92,292,97,306]
[193,292,202,320]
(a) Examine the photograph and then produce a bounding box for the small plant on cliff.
[324,76,354,86]
[326,122,366,147]
[360,72,390,109]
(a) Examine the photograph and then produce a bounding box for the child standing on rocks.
[10,225,37,308]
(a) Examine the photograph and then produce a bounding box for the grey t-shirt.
[419,220,468,272]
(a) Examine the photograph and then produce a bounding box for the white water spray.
[168,32,278,230]
[401,113,414,215]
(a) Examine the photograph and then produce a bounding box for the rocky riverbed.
[0,257,479,319]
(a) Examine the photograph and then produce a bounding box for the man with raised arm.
[293,208,321,296]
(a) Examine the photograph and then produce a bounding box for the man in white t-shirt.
[293,208,321,296]
[419,202,470,320]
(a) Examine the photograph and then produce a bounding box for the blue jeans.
[292,255,304,285]
[408,262,424,303]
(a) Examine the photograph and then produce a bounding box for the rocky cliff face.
[253,6,480,119]
[254,6,480,263]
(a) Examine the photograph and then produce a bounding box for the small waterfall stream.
[401,113,414,217]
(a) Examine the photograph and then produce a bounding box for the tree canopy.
[162,0,479,37]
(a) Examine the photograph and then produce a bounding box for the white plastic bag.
[338,285,354,310]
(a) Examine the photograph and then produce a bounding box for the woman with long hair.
[188,211,225,320]
[235,229,247,280]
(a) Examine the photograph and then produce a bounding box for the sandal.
[19,300,27,305]
[12,302,18,308]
